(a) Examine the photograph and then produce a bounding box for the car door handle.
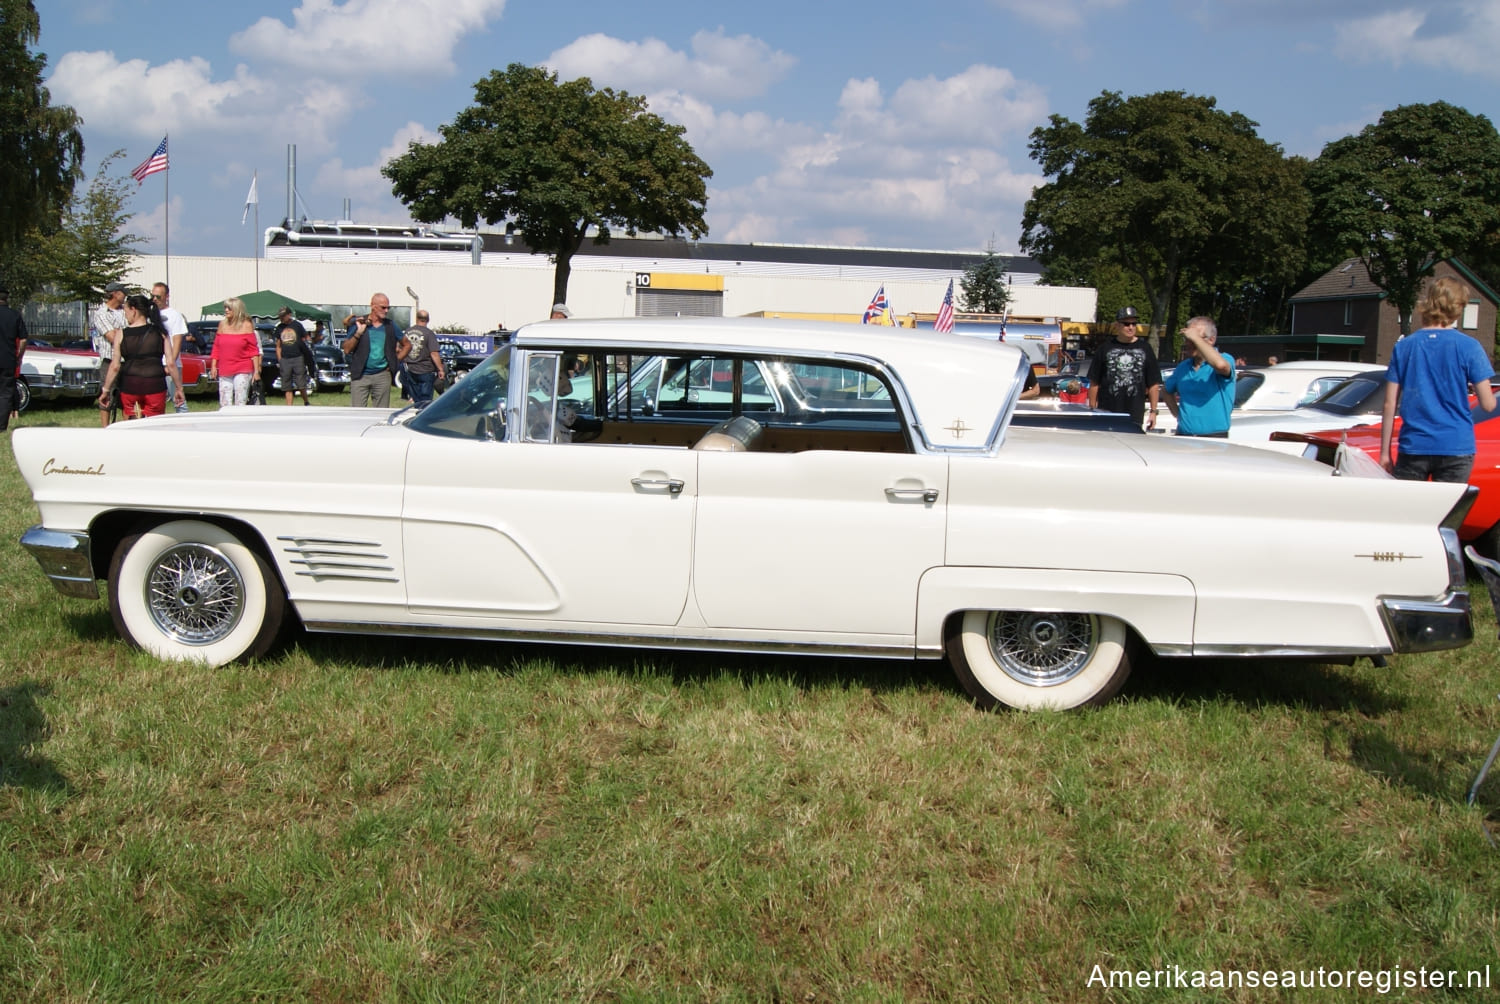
[885,487,940,503]
[631,477,686,495]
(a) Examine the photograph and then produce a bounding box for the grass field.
[3,396,1500,1002]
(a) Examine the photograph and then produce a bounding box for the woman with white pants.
[209,297,262,407]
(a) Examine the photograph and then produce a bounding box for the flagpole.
[163,134,170,285]
[253,170,260,288]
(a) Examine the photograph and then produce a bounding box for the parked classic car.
[1225,370,1389,448]
[14,318,1477,710]
[18,345,102,411]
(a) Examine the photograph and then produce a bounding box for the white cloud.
[987,0,1127,30]
[704,66,1046,252]
[1331,5,1500,78]
[49,49,358,147]
[314,121,436,221]
[231,0,508,74]
[544,28,795,101]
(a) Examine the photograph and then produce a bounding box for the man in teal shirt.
[1164,317,1235,437]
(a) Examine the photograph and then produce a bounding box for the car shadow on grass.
[1128,654,1404,715]
[0,681,71,793]
[290,630,949,698]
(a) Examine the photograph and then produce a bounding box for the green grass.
[4,398,1500,1001]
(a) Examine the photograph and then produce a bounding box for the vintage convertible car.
[13,318,1477,710]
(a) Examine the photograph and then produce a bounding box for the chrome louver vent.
[277,536,398,582]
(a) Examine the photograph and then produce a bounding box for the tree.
[39,151,144,302]
[385,63,712,305]
[1021,91,1307,353]
[958,244,1010,313]
[1306,101,1500,334]
[0,0,83,260]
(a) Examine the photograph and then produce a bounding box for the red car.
[1273,401,1500,552]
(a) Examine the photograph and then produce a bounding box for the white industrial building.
[36,224,1096,337]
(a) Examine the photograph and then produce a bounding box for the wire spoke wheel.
[145,543,246,645]
[110,520,285,666]
[988,611,1097,687]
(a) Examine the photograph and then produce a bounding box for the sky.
[37,0,1500,260]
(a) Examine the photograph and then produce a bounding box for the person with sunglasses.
[1087,305,1162,431]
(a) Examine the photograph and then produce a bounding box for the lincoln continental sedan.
[14,318,1477,709]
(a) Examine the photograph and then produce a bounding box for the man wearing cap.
[550,303,572,320]
[274,307,312,406]
[1087,306,1162,430]
[1163,316,1235,437]
[91,282,127,426]
[0,287,27,429]
[402,309,445,410]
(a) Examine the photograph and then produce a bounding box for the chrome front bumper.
[20,526,98,599]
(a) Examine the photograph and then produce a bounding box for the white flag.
[242,173,258,224]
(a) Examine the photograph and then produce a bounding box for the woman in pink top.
[209,297,263,407]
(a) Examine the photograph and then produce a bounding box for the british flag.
[934,279,955,334]
[862,285,889,324]
[131,137,169,184]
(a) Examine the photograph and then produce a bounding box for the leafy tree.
[36,151,144,302]
[1306,101,1500,334]
[0,0,83,261]
[958,244,1010,313]
[1021,91,1307,354]
[385,63,712,305]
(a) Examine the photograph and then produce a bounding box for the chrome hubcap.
[145,543,245,645]
[988,611,1097,687]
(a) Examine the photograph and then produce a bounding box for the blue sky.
[39,0,1500,259]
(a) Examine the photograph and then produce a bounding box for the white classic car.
[18,345,103,411]
[14,318,1477,710]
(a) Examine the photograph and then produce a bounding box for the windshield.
[408,346,512,440]
[1301,372,1386,416]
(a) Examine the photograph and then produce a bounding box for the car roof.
[510,316,1027,451]
[1260,360,1383,373]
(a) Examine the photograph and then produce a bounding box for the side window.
[1233,371,1264,408]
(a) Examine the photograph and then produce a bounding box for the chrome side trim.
[20,525,98,599]
[277,535,399,582]
[1186,643,1389,658]
[301,620,923,659]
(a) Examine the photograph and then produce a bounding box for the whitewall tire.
[947,610,1132,710]
[109,520,285,666]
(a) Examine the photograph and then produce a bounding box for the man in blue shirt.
[1164,316,1235,437]
[1381,276,1496,482]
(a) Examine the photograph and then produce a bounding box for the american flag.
[934,279,955,334]
[862,285,889,324]
[131,137,169,183]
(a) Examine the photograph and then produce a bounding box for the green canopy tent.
[198,290,332,324]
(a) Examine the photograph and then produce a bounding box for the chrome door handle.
[885,487,939,503]
[632,477,686,495]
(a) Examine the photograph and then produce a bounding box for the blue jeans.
[408,370,436,409]
[1393,452,1474,483]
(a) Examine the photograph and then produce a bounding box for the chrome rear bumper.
[20,525,98,599]
[1380,590,1472,653]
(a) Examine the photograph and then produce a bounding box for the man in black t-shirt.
[273,307,311,406]
[0,287,26,429]
[1087,306,1162,430]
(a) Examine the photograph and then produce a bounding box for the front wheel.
[946,610,1132,710]
[109,520,285,666]
[14,376,30,414]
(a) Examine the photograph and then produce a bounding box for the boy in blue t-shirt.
[1381,276,1497,483]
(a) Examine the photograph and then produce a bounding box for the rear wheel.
[946,610,1132,710]
[109,520,285,666]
